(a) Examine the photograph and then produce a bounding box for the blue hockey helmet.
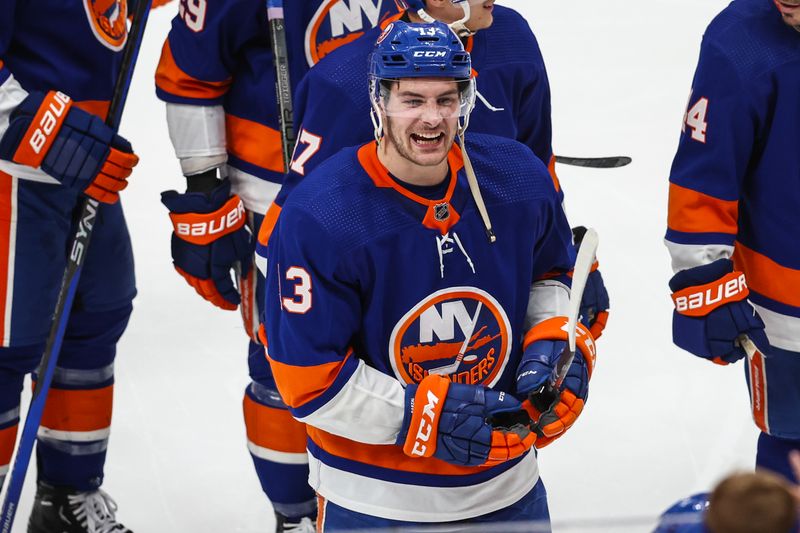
[369,20,471,80]
[368,21,477,137]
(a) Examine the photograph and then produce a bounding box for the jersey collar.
[357,140,466,234]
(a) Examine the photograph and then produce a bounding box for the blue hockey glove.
[516,316,596,447]
[397,375,536,467]
[670,259,768,364]
[0,91,138,203]
[161,179,253,311]
[573,226,610,339]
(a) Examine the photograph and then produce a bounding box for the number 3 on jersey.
[283,266,312,314]
[290,129,322,175]
[683,90,708,143]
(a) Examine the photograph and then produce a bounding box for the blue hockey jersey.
[276,6,556,207]
[262,133,575,521]
[155,0,400,212]
[665,0,800,352]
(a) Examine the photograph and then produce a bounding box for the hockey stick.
[529,228,599,429]
[267,0,296,171]
[739,335,768,433]
[555,155,632,168]
[429,302,482,376]
[0,1,152,529]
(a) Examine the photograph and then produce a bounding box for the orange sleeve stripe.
[226,114,286,173]
[155,40,232,100]
[242,394,308,453]
[258,202,282,247]
[74,100,110,120]
[0,424,18,465]
[734,242,800,308]
[307,426,492,476]
[38,385,113,432]
[548,154,560,192]
[268,352,353,410]
[668,182,738,235]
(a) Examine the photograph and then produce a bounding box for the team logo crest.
[389,287,512,387]
[83,0,128,51]
[305,0,395,67]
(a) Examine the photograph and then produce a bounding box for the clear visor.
[453,0,491,5]
[370,77,476,119]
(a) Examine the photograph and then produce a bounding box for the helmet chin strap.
[416,2,473,38]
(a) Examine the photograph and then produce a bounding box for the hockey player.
[268,0,610,341]
[0,1,140,531]
[262,21,597,530]
[154,1,400,530]
[666,0,800,486]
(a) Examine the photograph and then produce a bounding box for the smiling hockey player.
[262,21,597,531]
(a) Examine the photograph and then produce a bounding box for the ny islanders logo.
[305,0,394,67]
[389,287,512,387]
[83,0,128,51]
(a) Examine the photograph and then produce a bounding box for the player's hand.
[161,178,253,311]
[573,226,609,339]
[516,316,596,448]
[397,375,536,467]
[670,259,769,364]
[0,91,138,203]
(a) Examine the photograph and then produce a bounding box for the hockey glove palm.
[0,91,138,203]
[516,316,596,448]
[573,226,610,339]
[397,374,536,467]
[161,179,253,311]
[670,259,768,364]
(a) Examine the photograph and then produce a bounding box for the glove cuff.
[169,194,246,245]
[9,91,73,168]
[671,271,749,317]
[400,374,450,459]
[523,317,596,379]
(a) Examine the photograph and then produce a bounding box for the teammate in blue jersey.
[155,1,400,530]
[0,1,141,531]
[666,0,800,485]
[262,21,598,530]
[266,0,611,342]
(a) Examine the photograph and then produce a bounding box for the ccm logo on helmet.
[410,390,439,457]
[29,92,71,155]
[413,50,447,58]
[673,272,748,316]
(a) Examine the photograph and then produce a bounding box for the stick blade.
[555,155,632,168]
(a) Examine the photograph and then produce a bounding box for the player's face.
[426,0,495,32]
[775,0,800,29]
[382,79,460,172]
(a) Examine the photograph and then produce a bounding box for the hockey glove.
[516,316,596,448]
[0,91,138,203]
[670,259,768,365]
[161,178,253,311]
[573,226,610,339]
[397,374,536,467]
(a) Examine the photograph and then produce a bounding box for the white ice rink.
[8,1,760,531]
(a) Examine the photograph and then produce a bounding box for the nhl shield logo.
[388,287,512,387]
[83,0,128,51]
[433,202,450,222]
